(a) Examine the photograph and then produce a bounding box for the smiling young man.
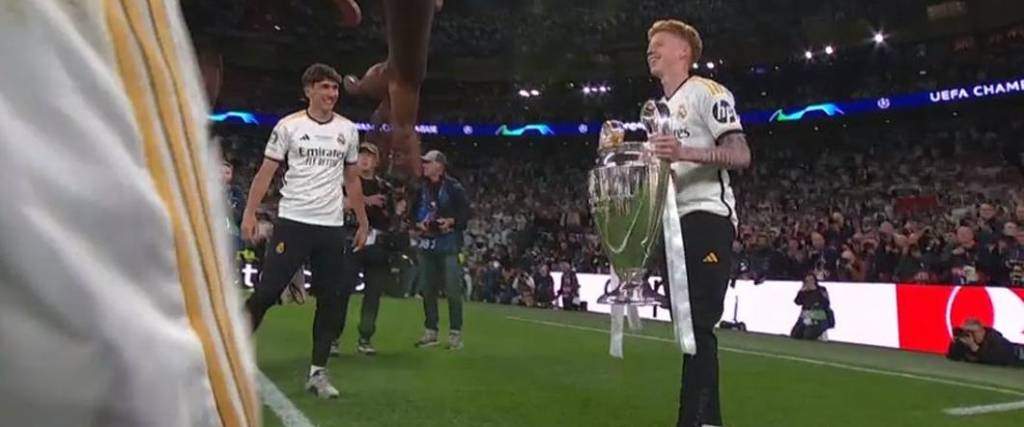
[646,20,752,427]
[241,63,368,399]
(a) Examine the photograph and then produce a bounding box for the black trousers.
[336,233,391,342]
[245,218,349,367]
[791,319,829,340]
[673,212,735,427]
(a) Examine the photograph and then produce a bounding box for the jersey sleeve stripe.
[104,2,245,427]
[127,1,259,424]
[141,2,259,423]
[696,77,723,96]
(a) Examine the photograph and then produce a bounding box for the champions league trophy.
[588,100,675,306]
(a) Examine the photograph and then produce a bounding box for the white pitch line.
[943,400,1024,416]
[505,316,1024,399]
[258,370,316,427]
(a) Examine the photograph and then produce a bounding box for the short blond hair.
[647,20,703,63]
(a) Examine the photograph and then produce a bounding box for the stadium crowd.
[733,109,1024,287]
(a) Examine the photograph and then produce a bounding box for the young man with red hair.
[647,19,752,427]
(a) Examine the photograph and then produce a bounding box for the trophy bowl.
[588,136,671,306]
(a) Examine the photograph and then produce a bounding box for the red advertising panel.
[897,284,1024,354]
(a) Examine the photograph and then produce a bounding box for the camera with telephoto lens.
[426,218,444,234]
[952,327,971,340]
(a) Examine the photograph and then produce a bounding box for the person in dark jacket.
[533,263,556,308]
[790,274,835,340]
[332,143,396,356]
[558,264,582,310]
[947,319,1024,367]
[410,150,471,350]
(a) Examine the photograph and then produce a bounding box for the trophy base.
[597,284,670,307]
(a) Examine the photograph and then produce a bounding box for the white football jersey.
[264,111,360,227]
[0,1,258,427]
[664,75,743,227]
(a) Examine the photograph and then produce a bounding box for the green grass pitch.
[256,296,1024,427]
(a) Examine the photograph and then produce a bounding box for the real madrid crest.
[275,242,286,254]
[675,103,688,121]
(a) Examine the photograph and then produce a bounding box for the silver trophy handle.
[598,120,626,152]
[640,99,673,138]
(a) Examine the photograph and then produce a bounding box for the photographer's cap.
[421,150,447,166]
[359,142,379,156]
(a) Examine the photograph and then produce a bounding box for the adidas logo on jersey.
[702,252,719,264]
[299,134,310,141]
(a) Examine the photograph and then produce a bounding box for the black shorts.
[260,217,347,298]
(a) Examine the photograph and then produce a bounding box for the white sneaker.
[357,339,378,355]
[414,329,439,348]
[447,331,464,350]
[305,369,340,399]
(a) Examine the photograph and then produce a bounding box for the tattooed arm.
[683,131,751,169]
[650,131,752,170]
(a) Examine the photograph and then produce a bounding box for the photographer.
[533,263,556,308]
[513,268,536,307]
[411,150,471,350]
[558,262,582,311]
[946,319,1024,367]
[498,262,518,305]
[790,274,835,341]
[333,143,398,356]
